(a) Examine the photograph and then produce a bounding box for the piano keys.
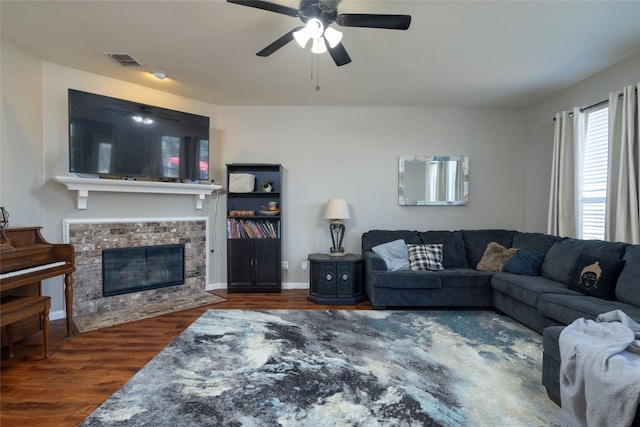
[1,226,77,348]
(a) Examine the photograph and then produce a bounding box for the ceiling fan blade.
[336,13,411,30]
[256,27,301,57]
[226,0,299,17]
[326,40,351,66]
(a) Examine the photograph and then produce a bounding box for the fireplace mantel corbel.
[54,176,222,210]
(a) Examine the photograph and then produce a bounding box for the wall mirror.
[399,156,469,206]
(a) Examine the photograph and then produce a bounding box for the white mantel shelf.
[54,176,222,210]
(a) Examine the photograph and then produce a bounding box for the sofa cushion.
[512,232,561,255]
[369,271,442,289]
[417,231,468,268]
[477,242,517,272]
[371,239,410,271]
[461,229,516,268]
[361,230,421,252]
[568,254,625,300]
[502,250,546,276]
[439,268,494,289]
[616,245,640,306]
[407,244,445,271]
[491,273,579,307]
[541,238,627,286]
[537,293,640,325]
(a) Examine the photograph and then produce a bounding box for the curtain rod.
[553,87,637,120]
[579,98,610,113]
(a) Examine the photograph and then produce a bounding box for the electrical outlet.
[281,261,288,270]
[301,260,308,272]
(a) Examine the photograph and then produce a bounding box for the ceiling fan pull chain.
[316,53,320,91]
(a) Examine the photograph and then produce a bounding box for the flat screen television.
[68,89,210,181]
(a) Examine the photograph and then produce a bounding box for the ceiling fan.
[227,0,412,66]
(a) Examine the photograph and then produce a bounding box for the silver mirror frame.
[398,156,469,206]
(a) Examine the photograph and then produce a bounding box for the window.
[162,135,181,178]
[578,105,609,240]
[97,142,112,174]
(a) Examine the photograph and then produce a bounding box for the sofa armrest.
[363,250,388,272]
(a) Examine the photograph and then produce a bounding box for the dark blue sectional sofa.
[361,229,640,410]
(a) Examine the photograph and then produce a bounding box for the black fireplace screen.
[102,244,185,297]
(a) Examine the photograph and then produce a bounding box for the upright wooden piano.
[1,227,77,349]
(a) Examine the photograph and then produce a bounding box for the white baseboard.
[50,309,66,321]
[207,282,309,290]
[283,282,309,290]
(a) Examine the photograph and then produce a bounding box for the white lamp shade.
[306,18,324,39]
[311,38,327,54]
[324,199,350,220]
[323,27,342,48]
[293,27,310,48]
[295,18,324,48]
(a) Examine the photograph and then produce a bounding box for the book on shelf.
[227,218,279,239]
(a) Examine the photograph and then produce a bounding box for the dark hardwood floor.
[0,290,373,426]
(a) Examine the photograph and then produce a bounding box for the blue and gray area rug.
[81,310,556,426]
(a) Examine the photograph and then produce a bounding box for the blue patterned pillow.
[502,250,545,276]
[372,239,410,271]
[407,244,444,271]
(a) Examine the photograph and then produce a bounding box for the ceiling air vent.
[104,52,143,67]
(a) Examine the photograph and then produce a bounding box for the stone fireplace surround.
[63,218,209,325]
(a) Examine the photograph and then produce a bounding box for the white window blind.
[578,105,609,240]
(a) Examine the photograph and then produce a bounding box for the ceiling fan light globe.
[311,37,327,54]
[324,27,342,48]
[293,27,310,48]
[306,18,324,39]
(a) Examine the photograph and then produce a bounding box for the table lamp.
[324,199,350,256]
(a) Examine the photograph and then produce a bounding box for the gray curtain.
[606,83,640,243]
[548,109,579,237]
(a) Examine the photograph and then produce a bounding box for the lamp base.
[328,221,346,258]
[328,251,347,257]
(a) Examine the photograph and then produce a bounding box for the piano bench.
[1,295,51,359]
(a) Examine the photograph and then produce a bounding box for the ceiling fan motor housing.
[298,0,337,26]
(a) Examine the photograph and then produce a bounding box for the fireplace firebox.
[102,244,185,297]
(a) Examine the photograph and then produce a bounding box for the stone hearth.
[64,218,209,325]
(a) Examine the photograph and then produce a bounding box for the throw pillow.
[502,250,545,276]
[476,242,517,272]
[569,254,625,300]
[371,239,410,271]
[406,244,445,271]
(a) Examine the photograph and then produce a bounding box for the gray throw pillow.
[372,239,410,271]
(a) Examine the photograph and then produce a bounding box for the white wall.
[0,41,67,308]
[216,106,527,284]
[1,40,45,227]
[524,52,640,232]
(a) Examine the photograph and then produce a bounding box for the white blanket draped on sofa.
[553,310,640,427]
